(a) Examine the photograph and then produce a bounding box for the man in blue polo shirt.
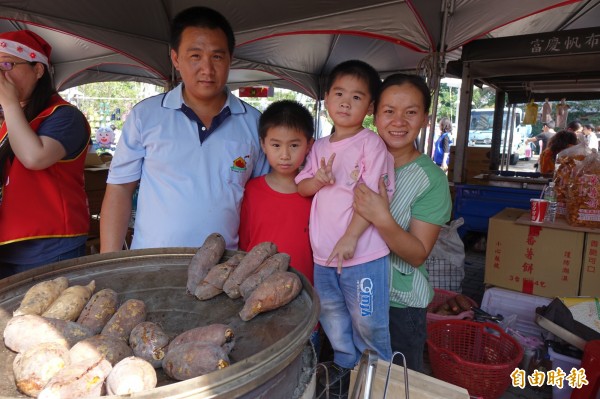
[100,6,269,252]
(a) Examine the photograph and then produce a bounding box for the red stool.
[571,340,600,399]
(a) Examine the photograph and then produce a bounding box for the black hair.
[584,123,595,131]
[375,73,431,113]
[567,120,583,132]
[325,60,381,101]
[1,62,56,194]
[259,100,314,141]
[548,130,578,154]
[23,64,56,122]
[170,7,235,55]
[543,120,555,129]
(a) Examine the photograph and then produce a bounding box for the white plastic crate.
[481,286,551,338]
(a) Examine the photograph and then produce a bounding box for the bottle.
[543,182,557,223]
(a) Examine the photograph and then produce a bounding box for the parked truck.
[467,107,531,165]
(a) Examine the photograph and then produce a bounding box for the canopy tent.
[0,0,595,99]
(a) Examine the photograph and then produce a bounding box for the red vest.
[0,95,91,244]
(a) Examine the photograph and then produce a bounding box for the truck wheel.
[510,153,519,165]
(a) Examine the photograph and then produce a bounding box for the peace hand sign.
[315,153,336,186]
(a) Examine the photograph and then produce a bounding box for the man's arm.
[100,181,139,253]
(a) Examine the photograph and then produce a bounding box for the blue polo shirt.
[107,84,269,250]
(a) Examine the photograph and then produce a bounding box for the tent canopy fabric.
[1,0,598,98]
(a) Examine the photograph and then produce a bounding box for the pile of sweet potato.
[431,294,473,315]
[3,276,235,398]
[188,233,303,321]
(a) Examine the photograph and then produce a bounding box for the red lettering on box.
[528,226,542,237]
[564,251,572,259]
[561,275,568,281]
[590,249,598,256]
[588,257,596,265]
[525,248,534,260]
[562,267,570,274]
[522,263,534,274]
[588,265,596,273]
[592,240,598,248]
[522,278,534,294]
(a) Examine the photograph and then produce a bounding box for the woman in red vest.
[0,30,91,277]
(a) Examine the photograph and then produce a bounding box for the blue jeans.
[0,243,87,279]
[314,257,392,369]
[389,306,427,372]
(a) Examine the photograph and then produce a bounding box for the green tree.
[66,82,163,130]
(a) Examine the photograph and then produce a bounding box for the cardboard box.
[581,233,600,296]
[448,146,491,183]
[485,208,584,297]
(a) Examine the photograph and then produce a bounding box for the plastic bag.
[425,218,466,292]
[523,100,539,125]
[553,143,591,216]
[566,149,600,227]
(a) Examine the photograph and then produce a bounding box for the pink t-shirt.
[296,128,395,267]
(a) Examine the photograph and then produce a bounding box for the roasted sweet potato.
[4,315,94,353]
[101,298,146,341]
[167,324,234,353]
[194,253,245,300]
[13,342,70,397]
[239,253,290,299]
[162,341,229,381]
[454,294,473,312]
[106,356,157,395]
[204,253,245,289]
[446,297,460,314]
[41,280,96,321]
[186,233,226,294]
[69,334,133,366]
[239,271,302,321]
[129,321,170,368]
[223,242,277,299]
[13,277,69,317]
[76,288,118,334]
[37,356,112,399]
[434,301,452,314]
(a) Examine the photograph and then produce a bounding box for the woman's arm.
[0,75,66,169]
[354,179,441,267]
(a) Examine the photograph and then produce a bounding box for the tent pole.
[425,0,454,157]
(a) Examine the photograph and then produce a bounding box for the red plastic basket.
[426,288,477,325]
[427,320,524,399]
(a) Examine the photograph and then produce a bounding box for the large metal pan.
[0,248,319,398]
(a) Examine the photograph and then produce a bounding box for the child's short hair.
[325,60,381,100]
[259,100,314,141]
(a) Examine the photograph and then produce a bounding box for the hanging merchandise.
[523,100,539,125]
[556,98,570,129]
[541,98,553,123]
